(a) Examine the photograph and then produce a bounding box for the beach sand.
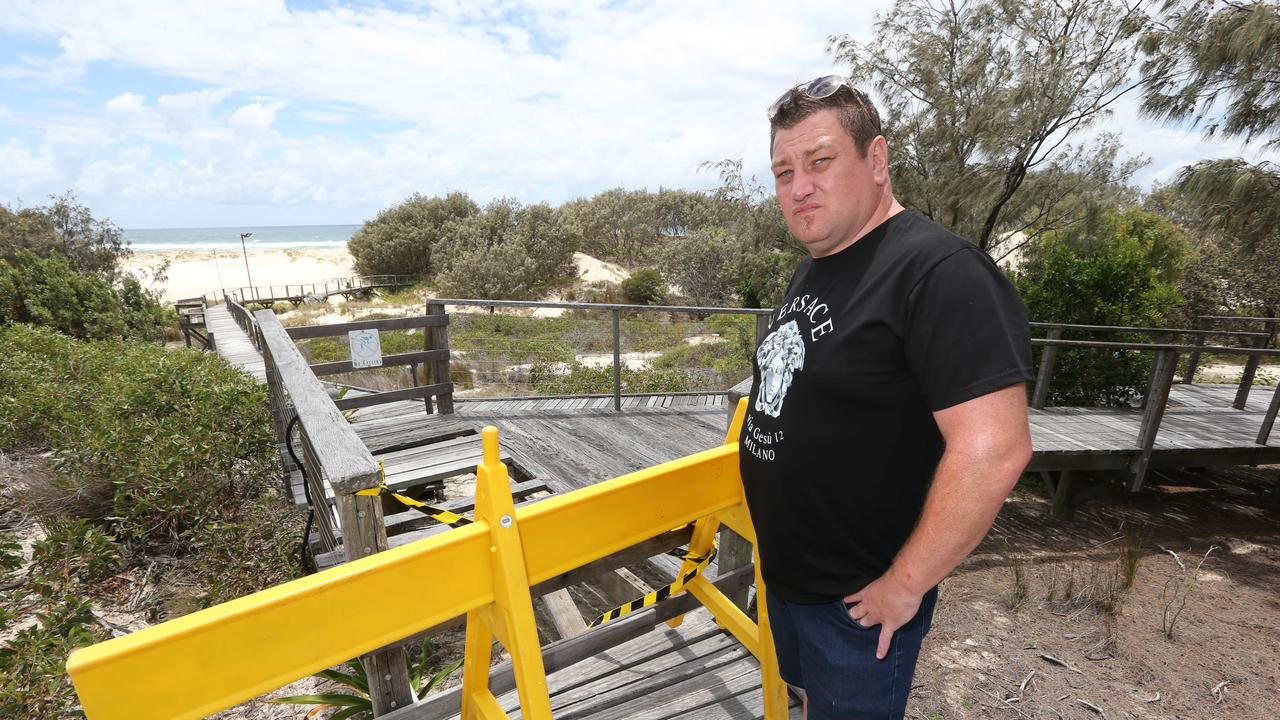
[122,247,356,303]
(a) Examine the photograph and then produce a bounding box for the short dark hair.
[769,84,883,157]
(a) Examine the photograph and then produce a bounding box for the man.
[740,76,1034,719]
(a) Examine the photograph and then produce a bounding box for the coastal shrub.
[28,520,122,589]
[0,324,277,553]
[659,228,742,307]
[434,199,576,300]
[1014,208,1190,406]
[621,269,667,305]
[529,361,692,395]
[0,250,171,341]
[653,315,756,384]
[0,584,104,719]
[0,520,120,719]
[565,280,625,305]
[0,191,130,283]
[348,192,478,278]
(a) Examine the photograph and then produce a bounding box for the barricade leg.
[461,609,498,720]
[754,547,788,720]
[461,427,553,720]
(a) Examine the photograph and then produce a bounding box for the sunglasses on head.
[767,75,858,121]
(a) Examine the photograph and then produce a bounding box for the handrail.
[428,297,773,316]
[1184,315,1278,386]
[1029,321,1268,340]
[222,275,418,305]
[1031,337,1280,356]
[67,401,789,720]
[1029,334,1280,485]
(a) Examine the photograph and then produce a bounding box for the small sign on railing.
[348,329,383,368]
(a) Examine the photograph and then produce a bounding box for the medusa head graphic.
[755,320,805,418]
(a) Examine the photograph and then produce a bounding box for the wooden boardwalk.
[206,308,1277,492]
[206,304,265,382]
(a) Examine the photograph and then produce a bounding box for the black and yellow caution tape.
[586,539,717,629]
[355,460,473,528]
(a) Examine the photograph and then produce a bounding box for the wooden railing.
[427,298,773,411]
[1029,333,1280,489]
[1181,315,1279,394]
[286,304,455,414]
[66,402,787,720]
[1029,321,1271,409]
[215,275,418,306]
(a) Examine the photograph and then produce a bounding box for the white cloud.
[11,0,1273,228]
[105,92,145,114]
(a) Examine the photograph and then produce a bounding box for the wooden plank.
[311,349,448,376]
[335,383,453,411]
[541,589,587,640]
[561,653,760,720]
[286,314,447,339]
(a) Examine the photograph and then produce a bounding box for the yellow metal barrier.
[67,399,786,719]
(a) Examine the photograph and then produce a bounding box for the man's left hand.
[843,572,922,660]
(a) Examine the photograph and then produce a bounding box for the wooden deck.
[1028,383,1279,471]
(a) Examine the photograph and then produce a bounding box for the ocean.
[123,224,359,252]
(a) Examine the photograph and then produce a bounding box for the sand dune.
[122,248,356,303]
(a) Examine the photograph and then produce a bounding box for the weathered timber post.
[1234,328,1272,410]
[1258,380,1280,446]
[255,309,414,714]
[335,482,415,714]
[1031,327,1062,409]
[1183,316,1208,383]
[426,301,454,414]
[1130,349,1178,491]
[612,308,622,412]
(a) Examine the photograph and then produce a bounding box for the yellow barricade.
[67,399,786,720]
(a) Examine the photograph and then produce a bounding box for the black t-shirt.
[740,209,1032,603]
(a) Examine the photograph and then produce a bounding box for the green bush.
[0,585,104,719]
[434,199,576,300]
[0,192,129,283]
[29,520,121,590]
[348,192,478,277]
[529,361,692,395]
[0,520,119,719]
[621,269,667,305]
[652,315,756,383]
[0,324,277,552]
[1014,208,1190,406]
[0,250,170,341]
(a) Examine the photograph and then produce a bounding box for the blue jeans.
[766,587,938,720]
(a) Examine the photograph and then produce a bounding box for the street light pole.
[239,232,254,297]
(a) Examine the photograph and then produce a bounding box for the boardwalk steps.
[391,608,802,720]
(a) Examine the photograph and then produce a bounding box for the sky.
[0,0,1276,230]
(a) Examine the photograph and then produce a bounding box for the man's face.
[771,109,886,258]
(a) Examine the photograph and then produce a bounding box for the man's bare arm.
[846,382,1032,659]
